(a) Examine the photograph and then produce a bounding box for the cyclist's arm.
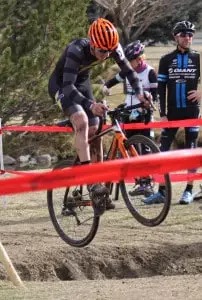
[187,52,201,102]
[111,44,142,96]
[63,44,94,109]
[148,69,158,102]
[104,73,124,89]
[157,56,168,117]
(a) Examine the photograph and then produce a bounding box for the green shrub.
[3,131,75,159]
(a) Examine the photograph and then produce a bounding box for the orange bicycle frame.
[89,118,138,161]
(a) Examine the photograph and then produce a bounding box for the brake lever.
[143,91,157,111]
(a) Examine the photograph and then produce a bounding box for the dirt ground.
[0,179,202,299]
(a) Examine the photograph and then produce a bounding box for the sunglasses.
[178,32,193,38]
[96,48,111,54]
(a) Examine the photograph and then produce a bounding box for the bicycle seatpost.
[102,99,108,125]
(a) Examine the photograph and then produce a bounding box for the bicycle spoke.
[47,160,100,247]
[120,135,171,226]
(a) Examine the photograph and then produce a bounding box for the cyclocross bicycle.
[47,103,171,247]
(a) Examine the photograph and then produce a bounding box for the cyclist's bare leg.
[70,111,90,162]
[70,111,114,210]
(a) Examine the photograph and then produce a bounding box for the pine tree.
[0,0,90,124]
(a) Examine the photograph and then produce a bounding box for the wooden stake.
[0,241,25,287]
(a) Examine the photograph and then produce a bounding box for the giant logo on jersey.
[169,68,197,73]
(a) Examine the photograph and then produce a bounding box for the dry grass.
[0,180,202,299]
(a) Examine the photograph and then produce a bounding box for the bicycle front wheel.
[47,159,100,247]
[120,135,171,227]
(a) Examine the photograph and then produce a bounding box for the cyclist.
[48,18,148,209]
[144,21,201,205]
[103,40,157,196]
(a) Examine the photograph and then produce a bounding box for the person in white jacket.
[103,40,158,196]
[103,40,157,139]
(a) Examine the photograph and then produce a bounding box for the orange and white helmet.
[88,18,119,51]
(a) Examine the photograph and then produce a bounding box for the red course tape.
[2,118,202,132]
[0,148,202,196]
[153,173,202,183]
[3,125,72,132]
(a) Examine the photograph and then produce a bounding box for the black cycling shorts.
[160,107,200,151]
[48,76,99,126]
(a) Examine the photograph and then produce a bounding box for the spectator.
[103,40,157,196]
[144,21,201,205]
[103,40,157,138]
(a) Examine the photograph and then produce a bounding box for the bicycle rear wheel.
[47,159,100,247]
[120,135,171,227]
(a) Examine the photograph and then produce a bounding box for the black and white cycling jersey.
[158,48,200,117]
[48,38,141,110]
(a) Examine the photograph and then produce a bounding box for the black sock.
[81,160,91,165]
[185,184,193,193]
[159,186,166,196]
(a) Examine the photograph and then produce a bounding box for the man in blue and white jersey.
[144,21,201,205]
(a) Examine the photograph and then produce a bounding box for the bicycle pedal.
[90,189,109,198]
[62,207,76,216]
[72,190,83,201]
[92,195,106,216]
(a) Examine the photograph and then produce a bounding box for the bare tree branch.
[95,0,196,43]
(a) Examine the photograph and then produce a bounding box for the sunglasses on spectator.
[178,32,194,38]
[96,48,111,54]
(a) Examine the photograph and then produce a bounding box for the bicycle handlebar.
[56,101,154,128]
[107,103,143,118]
